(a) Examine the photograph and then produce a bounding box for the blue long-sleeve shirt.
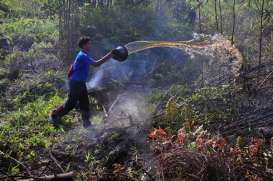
[70,50,94,82]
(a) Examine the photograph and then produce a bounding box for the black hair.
[78,36,91,49]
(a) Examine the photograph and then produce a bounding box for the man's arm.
[92,51,113,67]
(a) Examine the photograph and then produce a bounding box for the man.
[49,36,113,128]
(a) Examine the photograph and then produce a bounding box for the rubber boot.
[48,106,64,125]
[81,111,91,128]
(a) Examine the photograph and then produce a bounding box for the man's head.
[79,36,91,52]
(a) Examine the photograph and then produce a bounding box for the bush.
[3,41,61,81]
[151,85,237,134]
[0,18,58,44]
[80,2,154,50]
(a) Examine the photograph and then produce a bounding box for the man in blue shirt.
[49,36,113,128]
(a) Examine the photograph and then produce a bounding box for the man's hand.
[92,51,113,67]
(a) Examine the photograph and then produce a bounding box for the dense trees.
[188,0,272,66]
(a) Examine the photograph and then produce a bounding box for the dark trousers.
[52,80,90,121]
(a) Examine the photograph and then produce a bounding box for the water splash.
[125,34,244,77]
[125,34,230,56]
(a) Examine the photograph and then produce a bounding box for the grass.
[0,94,68,174]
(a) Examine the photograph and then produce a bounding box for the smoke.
[63,90,151,143]
[86,58,134,91]
[86,68,104,90]
[103,91,151,129]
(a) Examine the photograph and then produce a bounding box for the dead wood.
[18,172,74,181]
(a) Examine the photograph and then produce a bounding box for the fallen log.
[18,172,74,181]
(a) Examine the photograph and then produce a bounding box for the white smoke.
[63,90,151,143]
[103,91,151,129]
[86,68,104,90]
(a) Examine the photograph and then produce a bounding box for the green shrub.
[0,18,58,43]
[80,2,155,49]
[0,94,68,174]
[1,0,45,17]
[181,86,237,128]
[152,85,237,133]
[0,94,67,168]
[4,41,60,80]
[5,95,63,127]
[149,84,191,104]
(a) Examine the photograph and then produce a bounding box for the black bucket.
[112,46,128,62]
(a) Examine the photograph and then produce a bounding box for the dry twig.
[49,151,65,173]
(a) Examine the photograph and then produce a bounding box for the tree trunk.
[218,0,223,33]
[258,0,265,66]
[231,0,236,45]
[214,0,219,32]
[198,0,202,33]
[59,0,81,65]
